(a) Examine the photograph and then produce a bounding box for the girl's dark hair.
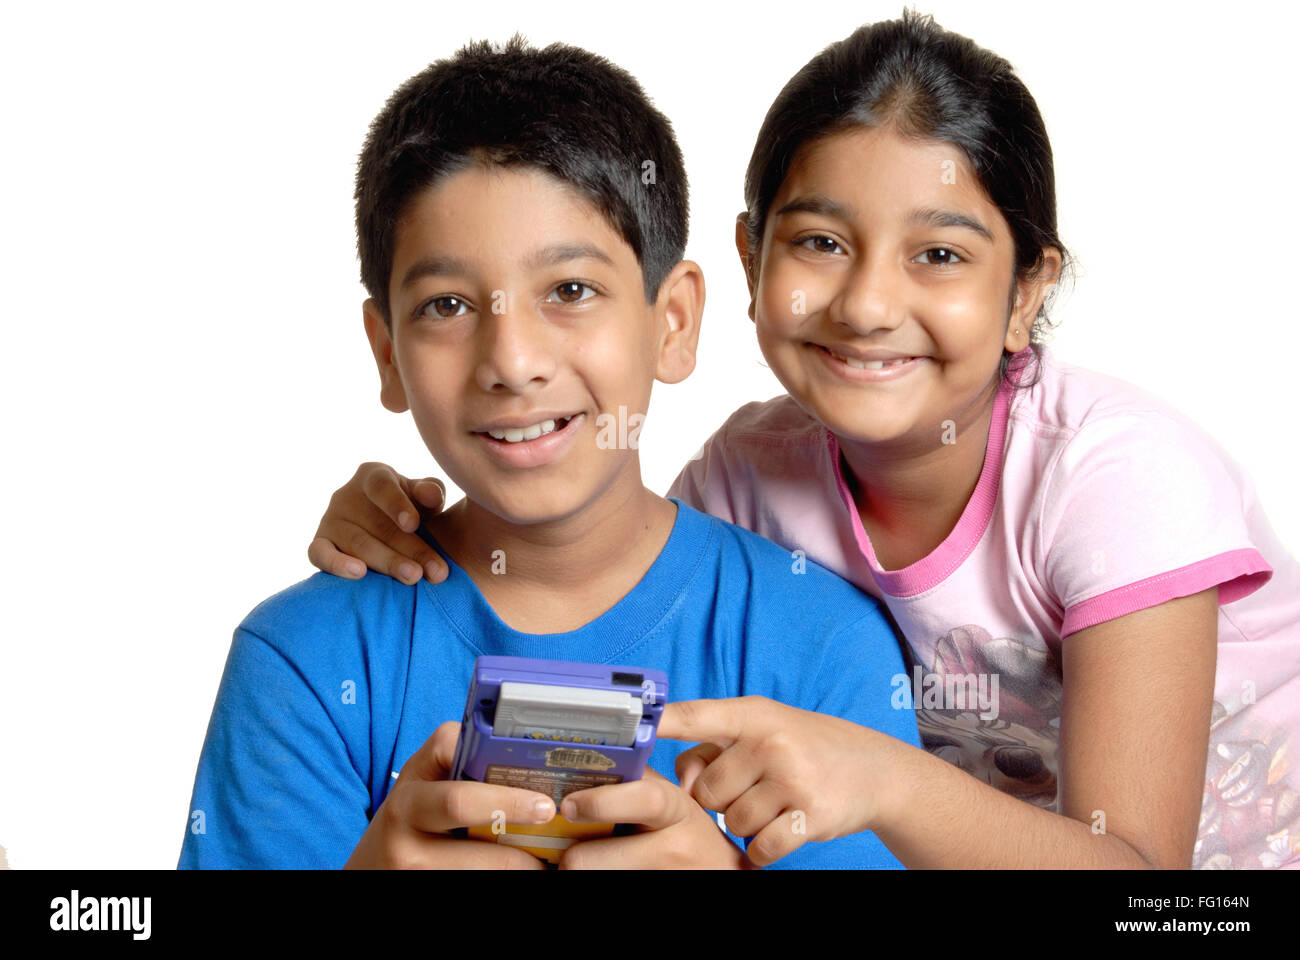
[743,8,1071,391]
[356,35,688,328]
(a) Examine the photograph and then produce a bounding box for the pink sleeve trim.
[1060,548,1273,638]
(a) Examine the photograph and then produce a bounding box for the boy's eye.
[915,247,963,267]
[796,235,843,255]
[422,295,470,318]
[547,281,596,304]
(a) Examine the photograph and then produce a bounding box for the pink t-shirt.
[668,346,1300,869]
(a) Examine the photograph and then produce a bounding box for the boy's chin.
[464,484,604,528]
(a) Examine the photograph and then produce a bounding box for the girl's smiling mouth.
[809,342,929,381]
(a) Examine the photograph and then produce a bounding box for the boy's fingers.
[364,837,548,871]
[561,770,684,831]
[400,780,556,835]
[393,723,556,833]
[308,536,366,579]
[395,720,461,784]
[658,698,766,747]
[557,827,693,870]
[435,838,550,870]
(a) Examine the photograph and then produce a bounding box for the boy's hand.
[657,696,894,867]
[308,461,449,585]
[556,767,754,869]
[344,721,555,869]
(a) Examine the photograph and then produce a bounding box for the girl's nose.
[828,252,906,335]
[474,297,559,394]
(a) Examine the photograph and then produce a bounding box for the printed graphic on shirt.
[914,623,1300,869]
[1197,700,1299,870]
[909,625,1062,809]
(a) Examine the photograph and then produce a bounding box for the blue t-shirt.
[178,499,919,869]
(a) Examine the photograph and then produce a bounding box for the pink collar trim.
[826,348,1035,598]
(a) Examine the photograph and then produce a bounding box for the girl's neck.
[836,378,1000,570]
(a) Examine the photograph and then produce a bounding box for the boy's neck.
[836,379,998,571]
[426,466,678,634]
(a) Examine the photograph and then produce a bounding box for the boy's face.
[364,164,700,526]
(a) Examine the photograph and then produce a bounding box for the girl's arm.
[872,587,1219,868]
[665,586,1219,868]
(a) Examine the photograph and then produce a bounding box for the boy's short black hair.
[356,35,689,328]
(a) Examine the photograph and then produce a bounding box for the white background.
[2,0,1297,868]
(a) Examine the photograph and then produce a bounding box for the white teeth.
[486,418,563,443]
[829,348,911,370]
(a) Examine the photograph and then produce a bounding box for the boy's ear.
[653,259,705,386]
[734,213,757,324]
[362,298,410,414]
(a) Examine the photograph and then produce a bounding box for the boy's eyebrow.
[907,207,994,241]
[522,242,615,271]
[400,254,472,290]
[399,243,615,291]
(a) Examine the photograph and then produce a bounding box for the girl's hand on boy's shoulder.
[658,696,900,867]
[557,767,754,870]
[308,461,449,585]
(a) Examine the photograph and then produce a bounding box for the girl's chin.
[790,406,905,447]
[828,423,917,448]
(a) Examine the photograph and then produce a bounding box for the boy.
[178,36,919,869]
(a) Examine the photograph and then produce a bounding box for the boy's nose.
[474,300,560,393]
[828,254,906,335]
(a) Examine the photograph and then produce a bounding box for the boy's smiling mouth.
[471,412,586,468]
[477,413,578,443]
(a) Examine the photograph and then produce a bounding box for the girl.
[304,11,1300,869]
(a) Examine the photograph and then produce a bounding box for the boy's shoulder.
[674,499,882,614]
[237,570,416,663]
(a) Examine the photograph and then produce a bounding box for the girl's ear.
[362,298,411,414]
[654,260,706,386]
[1005,248,1064,351]
[734,213,758,323]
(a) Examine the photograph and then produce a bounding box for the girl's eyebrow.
[774,196,994,243]
[907,207,993,242]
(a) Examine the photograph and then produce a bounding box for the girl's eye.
[796,235,843,255]
[547,281,596,304]
[422,295,470,318]
[916,247,963,267]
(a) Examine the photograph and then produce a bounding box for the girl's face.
[743,125,1051,451]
